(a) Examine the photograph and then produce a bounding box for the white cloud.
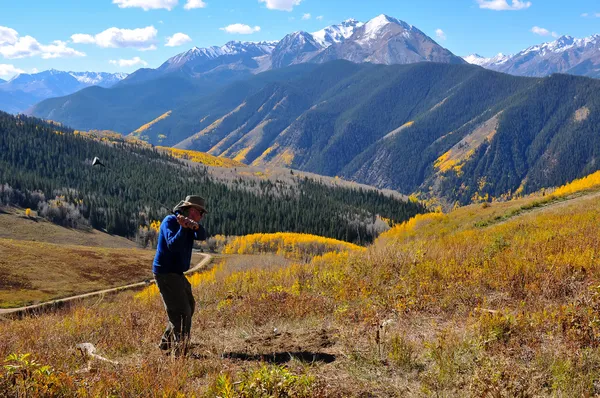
[0,28,85,59]
[476,0,532,11]
[258,0,301,12]
[302,13,311,20]
[531,26,558,37]
[316,15,323,20]
[166,32,192,47]
[113,0,178,11]
[0,63,24,77]
[220,24,261,34]
[71,26,158,51]
[184,0,206,9]
[109,56,148,67]
[435,28,447,41]
[70,34,96,44]
[30,68,38,73]
[0,26,18,45]
[581,12,600,18]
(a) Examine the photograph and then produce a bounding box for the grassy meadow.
[0,209,205,308]
[4,174,600,395]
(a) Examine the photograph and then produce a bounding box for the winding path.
[0,252,212,317]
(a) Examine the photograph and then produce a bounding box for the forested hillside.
[0,112,424,243]
[32,61,600,206]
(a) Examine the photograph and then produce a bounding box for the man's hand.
[177,215,199,230]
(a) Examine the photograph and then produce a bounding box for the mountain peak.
[312,19,365,47]
[341,18,361,26]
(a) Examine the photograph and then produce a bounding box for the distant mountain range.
[464,35,600,78]
[120,14,463,86]
[0,70,127,113]
[31,14,465,133]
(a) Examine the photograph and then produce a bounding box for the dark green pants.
[154,273,195,351]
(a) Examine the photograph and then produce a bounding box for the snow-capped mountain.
[121,14,464,85]
[0,69,127,114]
[464,35,600,78]
[161,41,277,71]
[312,19,364,47]
[314,14,465,65]
[270,31,323,68]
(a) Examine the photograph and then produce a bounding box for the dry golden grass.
[0,209,203,308]
[0,208,136,248]
[0,238,157,308]
[5,185,600,395]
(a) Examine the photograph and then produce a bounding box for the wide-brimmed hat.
[173,195,208,214]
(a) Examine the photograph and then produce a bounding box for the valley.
[2,5,600,396]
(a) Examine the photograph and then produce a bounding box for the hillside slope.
[116,61,600,205]
[3,174,600,395]
[0,111,424,243]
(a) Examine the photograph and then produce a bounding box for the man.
[153,195,208,356]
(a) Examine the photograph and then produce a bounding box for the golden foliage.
[233,147,251,163]
[131,111,172,136]
[378,212,447,241]
[551,169,600,197]
[278,149,295,166]
[149,220,161,233]
[157,147,246,168]
[223,232,365,260]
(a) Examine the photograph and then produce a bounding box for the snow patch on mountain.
[312,19,364,47]
[359,14,411,44]
[463,53,510,67]
[69,72,128,86]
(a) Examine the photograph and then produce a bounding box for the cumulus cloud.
[112,0,178,11]
[166,32,192,47]
[0,26,85,59]
[435,29,447,41]
[184,0,206,9]
[302,13,311,20]
[109,56,148,67]
[258,0,301,12]
[0,26,18,46]
[476,0,531,11]
[581,12,600,18]
[316,15,323,20]
[220,24,261,34]
[71,26,158,51]
[531,26,558,37]
[0,63,24,77]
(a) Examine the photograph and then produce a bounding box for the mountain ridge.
[0,69,127,114]
[464,34,600,78]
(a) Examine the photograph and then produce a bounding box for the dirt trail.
[0,252,212,317]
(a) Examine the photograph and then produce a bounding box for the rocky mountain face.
[464,35,600,78]
[0,70,127,113]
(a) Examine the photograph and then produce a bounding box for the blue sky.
[0,0,598,78]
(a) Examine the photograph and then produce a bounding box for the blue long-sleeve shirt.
[152,214,207,275]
